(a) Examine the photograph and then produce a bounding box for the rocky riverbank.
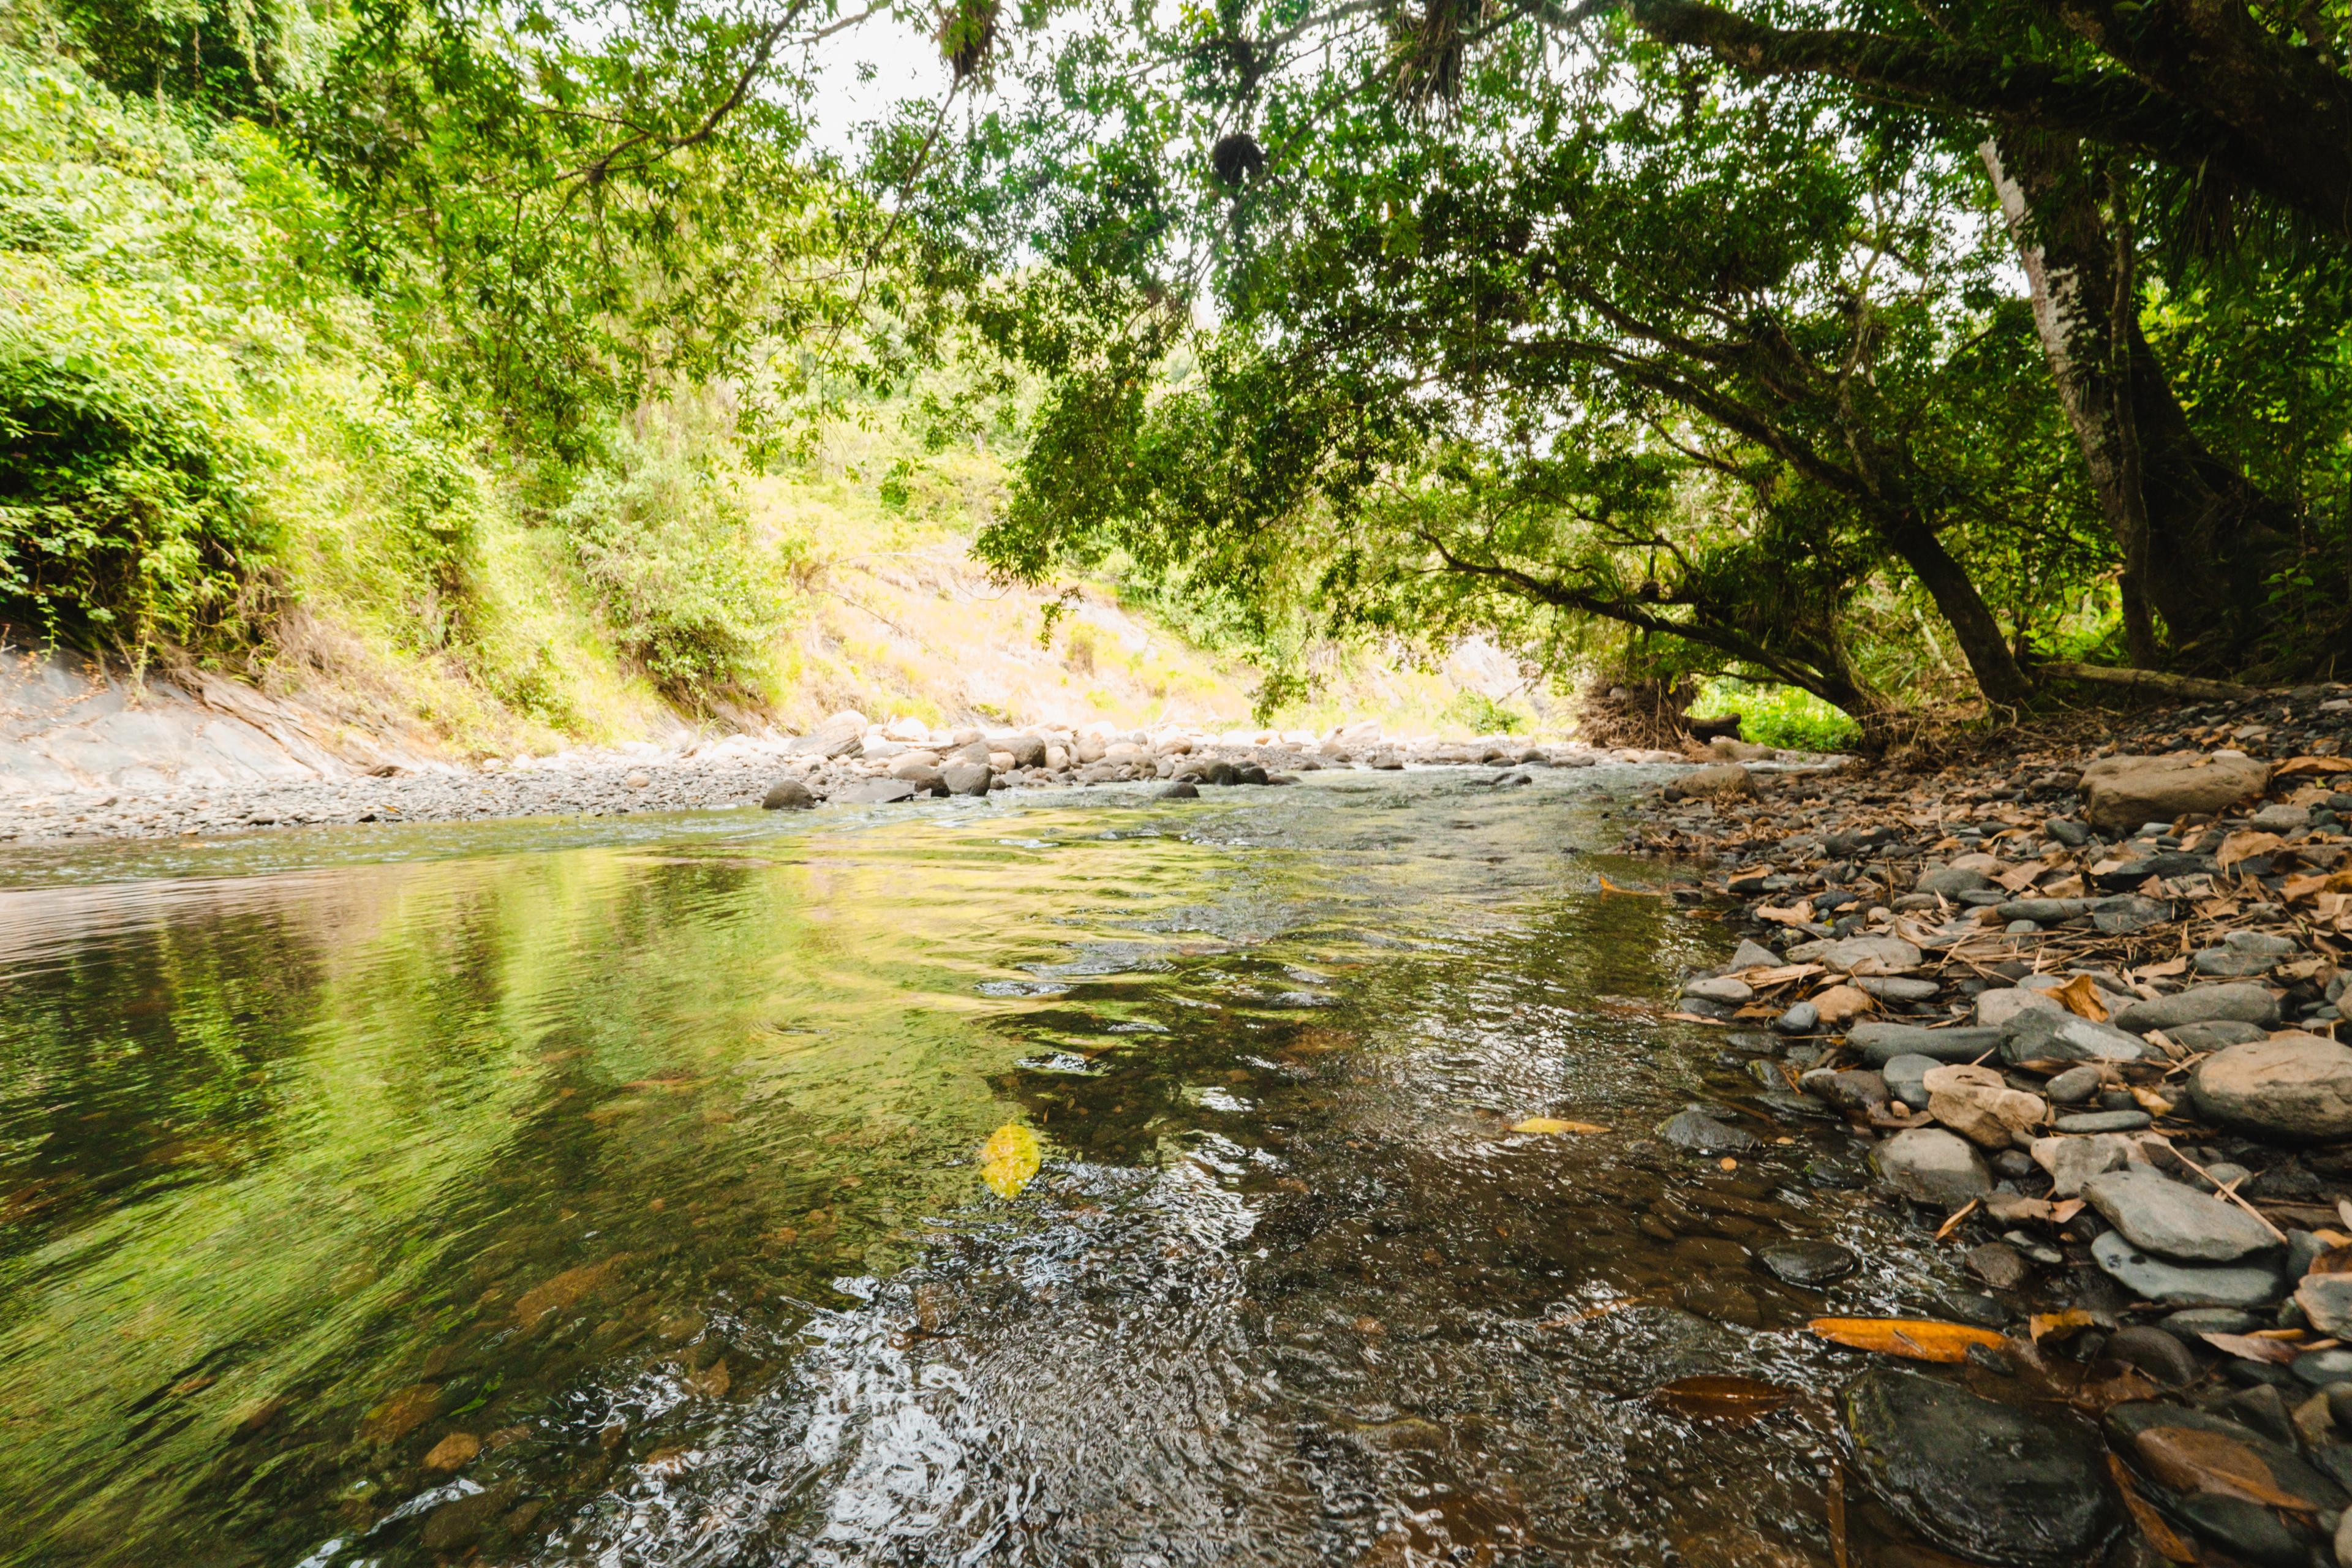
[0,709,1765,845]
[1634,682,2352,1565]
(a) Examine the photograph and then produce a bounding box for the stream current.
[0,769,1987,1566]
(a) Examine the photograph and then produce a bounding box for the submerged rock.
[760,777,815,810]
[1756,1240,1857,1289]
[1657,1107,1762,1154]
[1844,1369,2116,1566]
[2106,1401,2344,1566]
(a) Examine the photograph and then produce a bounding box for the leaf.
[2108,1453,2199,1564]
[1738,963,1823,987]
[1511,1117,1608,1135]
[1650,1374,1792,1422]
[2218,831,2285,870]
[2285,870,2352,903]
[2201,1331,2300,1364]
[2134,1425,2320,1512]
[2030,1309,2100,1343]
[2277,756,2352,777]
[978,1122,1042,1199]
[1807,1317,2009,1363]
[2051,973,2109,1022]
[1754,902,1815,925]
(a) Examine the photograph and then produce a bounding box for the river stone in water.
[1657,1108,1761,1154]
[1757,1240,1857,1288]
[2092,1231,2285,1308]
[2111,982,2282,1035]
[1844,1370,2115,1566]
[760,777,815,810]
[1872,1128,1992,1206]
[2192,1035,2352,1140]
[2082,1169,2280,1263]
[834,777,919,805]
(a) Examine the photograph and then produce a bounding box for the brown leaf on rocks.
[1996,862,2048,892]
[2107,1453,2199,1563]
[2278,756,2352,777]
[2219,831,2286,870]
[1754,902,1815,925]
[2052,973,2109,1022]
[1650,1375,1793,1422]
[2201,1332,2301,1364]
[2029,1310,2101,1343]
[2134,1425,2319,1512]
[2284,870,2352,903]
[2308,1245,2352,1276]
[1806,1317,2008,1363]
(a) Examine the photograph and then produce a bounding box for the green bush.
[556,408,790,697]
[1446,690,1528,734]
[1689,677,1861,752]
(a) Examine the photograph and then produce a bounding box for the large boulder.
[1003,732,1049,769]
[1844,1370,2116,1567]
[790,709,869,759]
[941,761,993,797]
[2191,1034,2352,1140]
[2079,752,2270,832]
[1872,1127,1992,1206]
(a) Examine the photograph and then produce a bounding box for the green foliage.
[1446,691,1526,735]
[0,55,295,654]
[555,401,793,698]
[1688,679,1860,753]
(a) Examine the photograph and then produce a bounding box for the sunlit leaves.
[978,1121,1042,1197]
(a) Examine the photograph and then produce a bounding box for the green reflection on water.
[0,778,1709,1567]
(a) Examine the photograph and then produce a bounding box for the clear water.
[0,771,1983,1566]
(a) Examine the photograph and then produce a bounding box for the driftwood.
[2040,660,2276,703]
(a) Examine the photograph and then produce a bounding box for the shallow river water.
[0,770,1991,1567]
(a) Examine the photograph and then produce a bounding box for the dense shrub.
[556,407,790,698]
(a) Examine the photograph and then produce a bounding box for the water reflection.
[0,773,1975,1566]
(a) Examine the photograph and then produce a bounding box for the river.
[0,769,1985,1566]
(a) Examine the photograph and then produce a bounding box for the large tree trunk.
[1981,131,2292,669]
[1872,507,2037,707]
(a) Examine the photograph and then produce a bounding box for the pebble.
[2297,1273,2352,1337]
[2053,1109,2152,1133]
[2103,1324,2202,1385]
[1846,1023,2003,1065]
[1880,1053,1938,1109]
[2043,1064,2103,1104]
[1997,1009,2153,1066]
[1842,1370,2116,1566]
[2030,1133,2133,1197]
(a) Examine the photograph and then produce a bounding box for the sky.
[802,9,954,161]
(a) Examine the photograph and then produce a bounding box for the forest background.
[5,0,2348,757]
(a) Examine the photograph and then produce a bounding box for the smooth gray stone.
[2093,894,2173,935]
[1872,1128,1992,1207]
[2092,1229,2286,1307]
[2000,1009,2153,1066]
[1915,865,1993,897]
[2168,1020,2270,1052]
[1757,1240,1857,1287]
[1881,1052,1939,1109]
[2294,1348,2352,1387]
[1855,975,1940,1003]
[940,761,993,796]
[1994,897,2096,922]
[2112,982,2283,1034]
[831,777,918,804]
[1657,1108,1762,1154]
[2056,1109,2152,1132]
[2223,930,2301,956]
[760,777,815,810]
[1847,1022,2003,1065]
[2195,948,2283,977]
[2193,1035,2352,1140]
[2298,1273,2352,1337]
[2044,1065,2103,1104]
[2157,1308,2261,1343]
[2083,1168,2280,1263]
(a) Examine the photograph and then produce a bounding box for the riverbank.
[1629,680,2352,1566]
[0,703,1821,845]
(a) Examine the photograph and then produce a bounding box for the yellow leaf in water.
[1511,1117,1609,1135]
[979,1123,1042,1199]
[1807,1317,2008,1363]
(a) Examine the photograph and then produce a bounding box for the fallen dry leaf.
[1807,1317,2008,1363]
[1754,902,1816,926]
[1510,1117,1609,1135]
[1649,1374,1793,1422]
[2285,870,2352,903]
[2029,1309,2101,1343]
[2278,756,2352,777]
[2133,1425,2319,1512]
[2201,1331,2301,1364]
[2218,831,2286,870]
[2108,1453,2199,1564]
[2052,973,2109,1022]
